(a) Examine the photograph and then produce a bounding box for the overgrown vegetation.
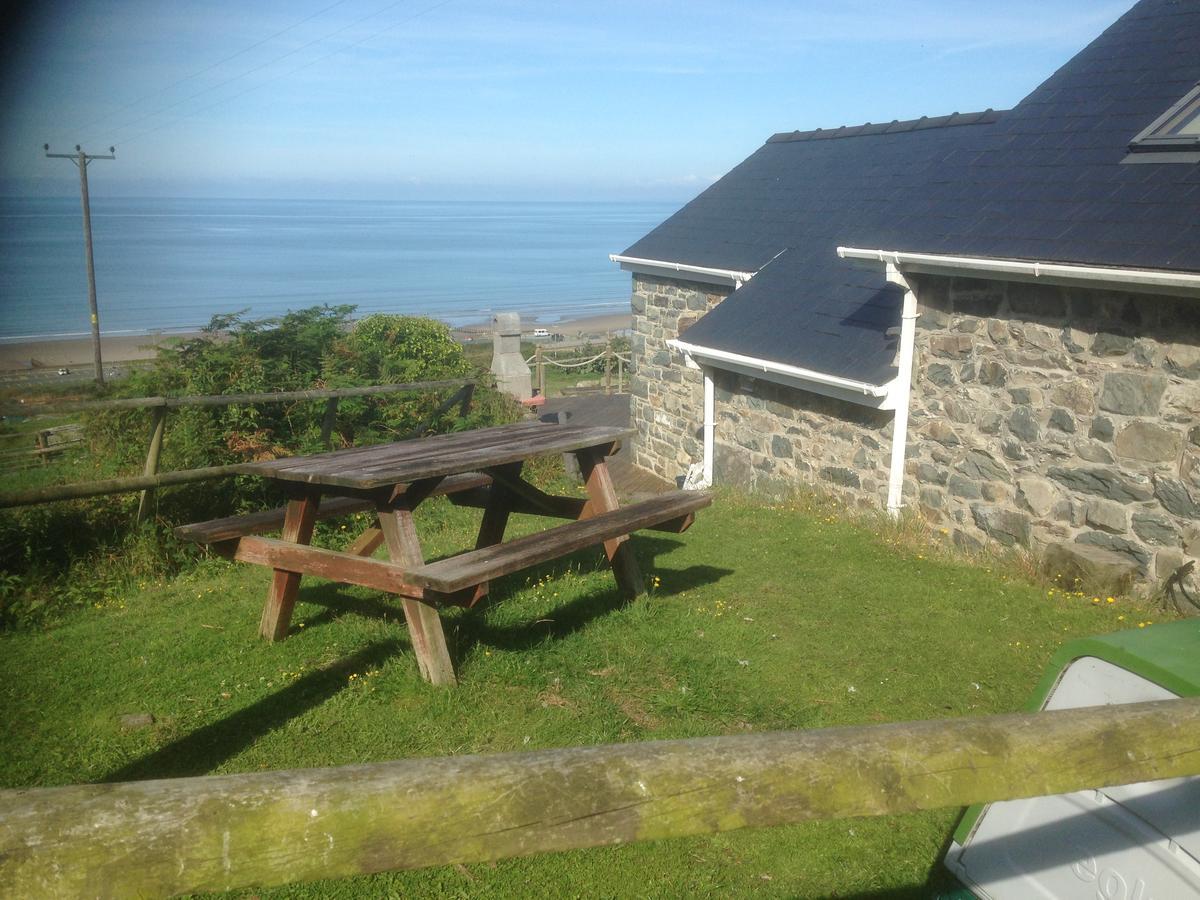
[0,307,520,628]
[0,490,1159,896]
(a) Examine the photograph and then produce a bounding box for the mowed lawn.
[0,492,1148,898]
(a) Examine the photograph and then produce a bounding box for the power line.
[114,0,455,148]
[61,0,355,147]
[103,0,419,146]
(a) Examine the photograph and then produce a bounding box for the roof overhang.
[837,247,1200,298]
[609,254,755,288]
[667,337,897,410]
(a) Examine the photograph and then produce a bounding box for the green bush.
[1,306,521,629]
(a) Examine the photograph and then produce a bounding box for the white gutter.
[609,254,756,288]
[667,337,890,400]
[837,247,1200,297]
[882,263,918,518]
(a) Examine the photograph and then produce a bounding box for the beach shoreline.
[0,310,633,371]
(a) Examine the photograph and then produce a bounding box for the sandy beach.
[0,310,633,372]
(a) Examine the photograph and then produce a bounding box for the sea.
[0,197,676,342]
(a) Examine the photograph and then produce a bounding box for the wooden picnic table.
[177,421,710,686]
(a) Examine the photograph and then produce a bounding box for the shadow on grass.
[294,535,732,666]
[103,640,403,783]
[826,862,965,899]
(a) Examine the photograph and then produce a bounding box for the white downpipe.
[884,263,918,518]
[837,247,1200,296]
[703,367,715,486]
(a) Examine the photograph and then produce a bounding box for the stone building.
[612,0,1200,590]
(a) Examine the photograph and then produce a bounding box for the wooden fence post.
[319,397,339,449]
[603,342,613,395]
[617,356,624,393]
[535,345,546,398]
[135,405,167,525]
[457,382,475,418]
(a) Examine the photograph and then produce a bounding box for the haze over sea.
[0,197,674,342]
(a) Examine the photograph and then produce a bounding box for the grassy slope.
[0,494,1150,898]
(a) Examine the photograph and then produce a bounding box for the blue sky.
[1,0,1131,201]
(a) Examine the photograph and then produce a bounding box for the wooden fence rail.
[0,379,472,417]
[0,380,474,514]
[1,697,1197,898]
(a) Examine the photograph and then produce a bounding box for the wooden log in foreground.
[2,698,1198,898]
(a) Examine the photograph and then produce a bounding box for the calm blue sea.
[0,197,674,341]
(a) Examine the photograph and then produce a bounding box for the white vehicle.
[532,328,550,338]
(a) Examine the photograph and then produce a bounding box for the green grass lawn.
[0,492,1155,898]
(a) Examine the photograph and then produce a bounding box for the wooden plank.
[406,491,711,593]
[291,424,566,483]
[235,537,424,597]
[577,447,644,598]
[258,491,320,641]
[176,497,374,544]
[239,422,549,479]
[313,427,624,490]
[376,498,457,687]
[237,423,631,489]
[447,487,696,533]
[4,698,1199,898]
[174,474,492,544]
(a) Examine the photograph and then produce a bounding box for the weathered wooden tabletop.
[236,421,632,489]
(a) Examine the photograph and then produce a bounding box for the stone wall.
[630,270,1200,588]
[629,273,730,481]
[906,276,1199,588]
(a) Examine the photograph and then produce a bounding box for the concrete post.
[489,312,532,400]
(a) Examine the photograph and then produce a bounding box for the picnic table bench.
[176,421,710,685]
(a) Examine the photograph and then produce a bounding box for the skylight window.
[1130,83,1200,152]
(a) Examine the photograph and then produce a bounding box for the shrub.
[2,306,520,628]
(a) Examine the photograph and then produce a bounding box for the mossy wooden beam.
[2,698,1198,898]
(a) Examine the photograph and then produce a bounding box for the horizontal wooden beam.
[0,464,243,509]
[0,379,473,416]
[175,473,491,544]
[409,490,711,592]
[1,698,1197,897]
[231,537,424,598]
[448,487,698,534]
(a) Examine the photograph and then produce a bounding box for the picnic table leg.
[476,462,521,550]
[376,500,457,687]
[345,526,384,558]
[258,489,321,642]
[575,447,646,598]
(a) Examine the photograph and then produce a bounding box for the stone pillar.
[490,312,532,400]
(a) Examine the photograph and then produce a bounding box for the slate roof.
[623,0,1200,386]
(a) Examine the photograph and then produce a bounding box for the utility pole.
[44,144,115,386]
